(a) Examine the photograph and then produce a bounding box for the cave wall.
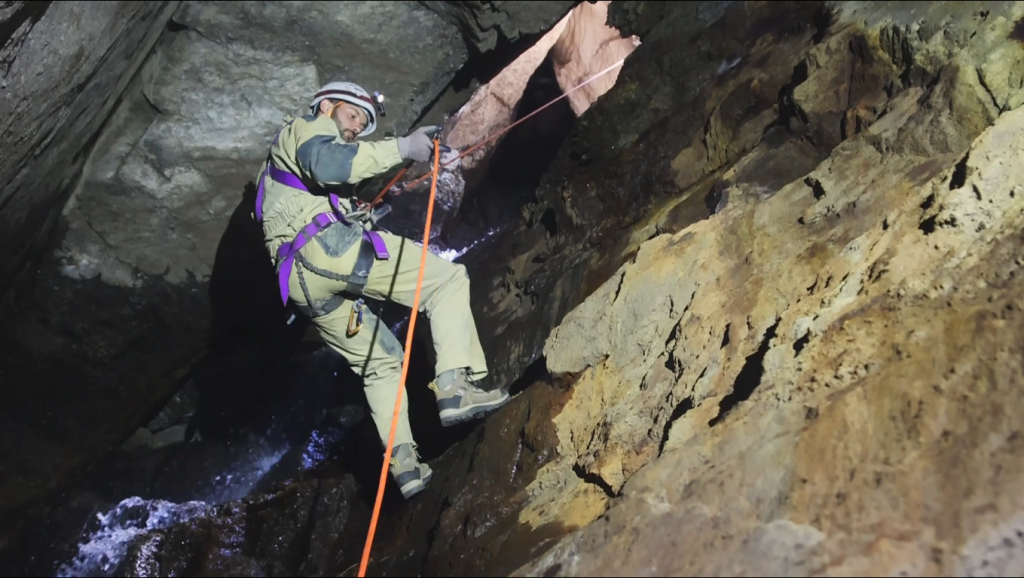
[419,0,579,53]
[0,0,182,549]
[550,0,639,116]
[0,0,180,299]
[57,0,572,288]
[15,1,1024,577]
[0,0,576,557]
[461,0,781,391]
[506,1,1024,575]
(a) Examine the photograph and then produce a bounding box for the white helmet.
[309,81,378,137]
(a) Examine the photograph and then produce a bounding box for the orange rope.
[369,165,409,207]
[372,57,626,200]
[354,58,627,575]
[357,138,442,577]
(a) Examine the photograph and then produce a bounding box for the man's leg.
[310,301,411,444]
[359,230,510,426]
[287,234,431,498]
[359,230,486,378]
[308,298,432,498]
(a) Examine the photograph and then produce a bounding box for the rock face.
[0,0,575,561]
[522,106,1024,575]
[419,1,579,53]
[58,0,559,287]
[7,0,1024,576]
[550,1,639,116]
[503,1,1024,575]
[46,371,566,577]
[0,0,180,540]
[461,0,814,392]
[0,0,179,298]
[115,478,371,577]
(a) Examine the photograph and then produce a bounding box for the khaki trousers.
[285,222,489,448]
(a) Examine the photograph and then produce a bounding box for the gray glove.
[397,125,442,162]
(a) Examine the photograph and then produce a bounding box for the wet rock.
[419,1,577,53]
[508,2,1024,575]
[0,1,179,298]
[462,0,832,393]
[63,496,213,578]
[0,265,209,547]
[61,492,339,578]
[358,377,573,577]
[48,417,371,576]
[58,371,567,578]
[0,290,338,571]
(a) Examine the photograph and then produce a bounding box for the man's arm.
[296,135,403,186]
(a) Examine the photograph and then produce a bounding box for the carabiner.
[347,298,365,337]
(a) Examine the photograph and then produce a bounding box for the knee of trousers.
[360,328,405,385]
[361,353,402,389]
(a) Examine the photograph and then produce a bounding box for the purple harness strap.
[275,212,339,305]
[255,126,391,305]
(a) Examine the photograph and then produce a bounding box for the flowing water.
[52,238,498,578]
[51,148,500,577]
[55,432,291,577]
[56,497,214,577]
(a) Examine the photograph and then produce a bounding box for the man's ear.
[319,99,333,116]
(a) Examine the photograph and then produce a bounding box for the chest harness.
[254,121,390,320]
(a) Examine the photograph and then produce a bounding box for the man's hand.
[397,126,449,162]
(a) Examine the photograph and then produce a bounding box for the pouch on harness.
[253,122,390,319]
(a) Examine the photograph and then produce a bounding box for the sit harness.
[253,121,390,321]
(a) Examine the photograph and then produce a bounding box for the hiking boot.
[429,368,511,427]
[390,443,432,499]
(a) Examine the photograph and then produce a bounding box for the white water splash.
[56,497,212,577]
[57,434,288,577]
[388,148,466,211]
[200,435,289,505]
[430,246,468,262]
[415,227,501,262]
[301,406,364,470]
[435,149,465,211]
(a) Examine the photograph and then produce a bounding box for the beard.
[331,115,358,143]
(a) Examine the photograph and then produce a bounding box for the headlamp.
[372,91,387,117]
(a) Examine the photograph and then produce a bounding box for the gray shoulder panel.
[297,135,358,185]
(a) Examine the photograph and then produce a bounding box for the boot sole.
[439,393,511,427]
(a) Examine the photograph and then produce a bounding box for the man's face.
[322,100,368,142]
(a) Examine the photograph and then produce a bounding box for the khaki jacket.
[258,114,403,257]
